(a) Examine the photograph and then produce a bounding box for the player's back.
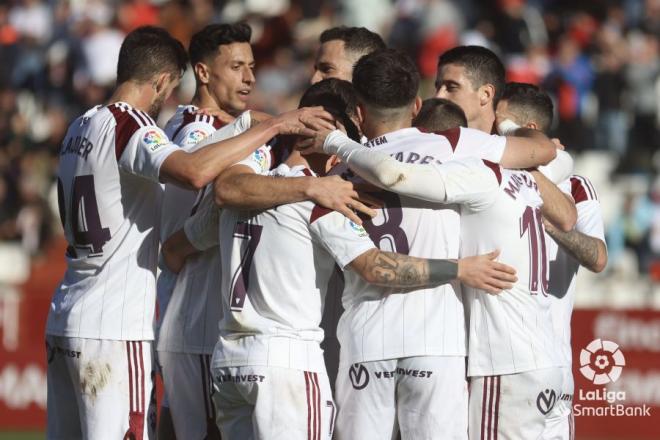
[460,167,561,376]
[337,127,467,365]
[48,102,178,340]
[215,164,373,373]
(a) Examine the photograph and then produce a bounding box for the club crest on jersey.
[143,129,166,151]
[349,221,368,237]
[188,129,208,144]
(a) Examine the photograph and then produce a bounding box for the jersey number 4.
[520,206,549,295]
[57,175,111,257]
[229,222,263,312]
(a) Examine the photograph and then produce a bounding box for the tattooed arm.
[544,220,608,273]
[348,249,518,294]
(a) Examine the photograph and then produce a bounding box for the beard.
[147,92,167,119]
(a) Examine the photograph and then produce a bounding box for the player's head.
[299,78,361,142]
[116,26,187,118]
[296,78,361,174]
[189,23,255,115]
[352,48,421,130]
[435,45,505,129]
[413,98,467,132]
[311,26,386,84]
[496,82,553,133]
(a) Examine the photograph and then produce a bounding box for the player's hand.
[305,175,377,224]
[457,250,517,294]
[195,107,235,125]
[297,120,348,154]
[271,107,335,137]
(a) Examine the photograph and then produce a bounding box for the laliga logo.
[579,339,626,385]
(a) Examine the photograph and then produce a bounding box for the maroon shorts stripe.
[480,377,488,440]
[313,373,321,440]
[487,376,495,440]
[493,376,501,439]
[305,372,312,440]
[126,342,134,412]
[131,342,140,412]
[138,342,145,414]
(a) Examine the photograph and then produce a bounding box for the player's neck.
[469,111,496,134]
[191,87,228,115]
[109,82,154,113]
[361,118,411,140]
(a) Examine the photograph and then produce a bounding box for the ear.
[153,72,171,95]
[412,95,422,118]
[526,121,539,130]
[194,62,210,85]
[479,84,495,107]
[356,103,365,125]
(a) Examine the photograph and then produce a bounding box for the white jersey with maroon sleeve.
[460,166,562,376]
[47,102,179,341]
[157,114,272,355]
[547,175,605,367]
[213,165,375,373]
[336,127,505,365]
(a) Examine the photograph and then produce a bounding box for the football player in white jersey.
[156,23,256,440]
[298,49,565,440]
[46,26,336,440]
[495,82,607,440]
[435,45,505,134]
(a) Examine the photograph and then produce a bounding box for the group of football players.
[45,21,607,440]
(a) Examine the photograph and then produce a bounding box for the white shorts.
[46,335,155,440]
[469,367,563,440]
[335,356,468,440]
[212,365,335,440]
[543,367,575,440]
[158,351,221,440]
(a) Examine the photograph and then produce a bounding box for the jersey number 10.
[57,175,111,257]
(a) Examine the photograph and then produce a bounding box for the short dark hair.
[117,26,188,84]
[352,49,420,110]
[501,82,554,132]
[189,23,252,66]
[299,78,360,142]
[319,26,386,59]
[413,98,467,132]
[438,45,505,107]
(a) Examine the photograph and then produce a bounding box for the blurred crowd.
[0,0,659,281]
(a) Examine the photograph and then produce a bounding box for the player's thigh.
[335,360,398,440]
[77,338,153,440]
[46,336,82,440]
[396,356,468,440]
[544,368,575,440]
[469,368,563,440]
[159,352,219,440]
[212,366,257,440]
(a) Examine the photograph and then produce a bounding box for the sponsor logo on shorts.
[374,368,434,379]
[143,129,167,152]
[215,374,265,384]
[349,363,369,390]
[579,338,626,385]
[536,389,557,415]
[47,343,81,361]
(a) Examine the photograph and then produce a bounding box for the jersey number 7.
[229,222,263,312]
[57,175,111,257]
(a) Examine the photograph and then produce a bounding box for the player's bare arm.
[214,164,376,225]
[530,170,577,232]
[543,219,608,273]
[349,249,517,294]
[160,107,333,190]
[162,229,198,273]
[499,127,557,169]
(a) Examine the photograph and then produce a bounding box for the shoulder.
[570,174,599,203]
[107,103,159,158]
